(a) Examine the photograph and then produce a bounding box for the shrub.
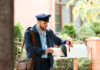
[80,22,96,40]
[78,58,91,70]
[53,58,91,70]
[14,22,24,61]
[61,24,78,38]
[59,33,72,40]
[14,22,24,41]
[53,58,73,70]
[91,21,100,37]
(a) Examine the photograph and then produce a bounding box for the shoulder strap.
[19,27,36,60]
[30,28,36,46]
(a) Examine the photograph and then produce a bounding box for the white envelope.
[50,48,65,56]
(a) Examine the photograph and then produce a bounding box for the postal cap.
[36,14,51,22]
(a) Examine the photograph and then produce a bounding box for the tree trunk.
[0,0,14,70]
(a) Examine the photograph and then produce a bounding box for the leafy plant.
[80,21,100,41]
[53,58,91,70]
[91,21,100,37]
[14,22,24,41]
[14,22,24,62]
[61,24,78,38]
[80,22,96,40]
[78,58,91,70]
[72,0,100,22]
[54,58,73,70]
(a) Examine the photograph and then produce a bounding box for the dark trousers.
[41,58,51,70]
[34,58,51,70]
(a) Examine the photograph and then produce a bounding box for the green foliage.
[53,58,73,70]
[97,34,100,37]
[72,0,100,22]
[80,21,100,40]
[58,33,74,43]
[14,22,24,41]
[59,33,71,39]
[61,24,78,38]
[78,58,91,70]
[14,22,25,61]
[80,22,96,40]
[53,58,91,70]
[91,21,100,37]
[96,12,100,20]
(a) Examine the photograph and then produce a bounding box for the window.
[55,0,74,32]
[55,0,62,32]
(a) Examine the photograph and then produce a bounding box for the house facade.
[14,0,55,32]
[14,0,82,33]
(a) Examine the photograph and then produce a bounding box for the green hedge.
[91,21,100,37]
[53,58,91,70]
[53,58,73,70]
[80,22,96,40]
[80,21,100,40]
[61,24,78,39]
[78,58,91,70]
[14,22,24,41]
[14,22,24,62]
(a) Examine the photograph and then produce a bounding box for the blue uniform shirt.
[36,25,48,58]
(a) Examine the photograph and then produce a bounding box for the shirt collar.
[36,25,46,36]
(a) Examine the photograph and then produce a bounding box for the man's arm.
[50,30,67,46]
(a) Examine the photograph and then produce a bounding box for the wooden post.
[0,0,14,70]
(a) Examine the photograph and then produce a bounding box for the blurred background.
[13,0,100,70]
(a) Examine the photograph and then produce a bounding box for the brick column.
[0,0,14,70]
[73,58,78,70]
[86,37,100,70]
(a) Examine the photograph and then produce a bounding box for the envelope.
[50,48,65,57]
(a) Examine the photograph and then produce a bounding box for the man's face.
[38,20,48,31]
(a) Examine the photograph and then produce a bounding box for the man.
[25,14,67,70]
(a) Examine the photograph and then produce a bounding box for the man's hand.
[63,40,68,44]
[45,48,54,54]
